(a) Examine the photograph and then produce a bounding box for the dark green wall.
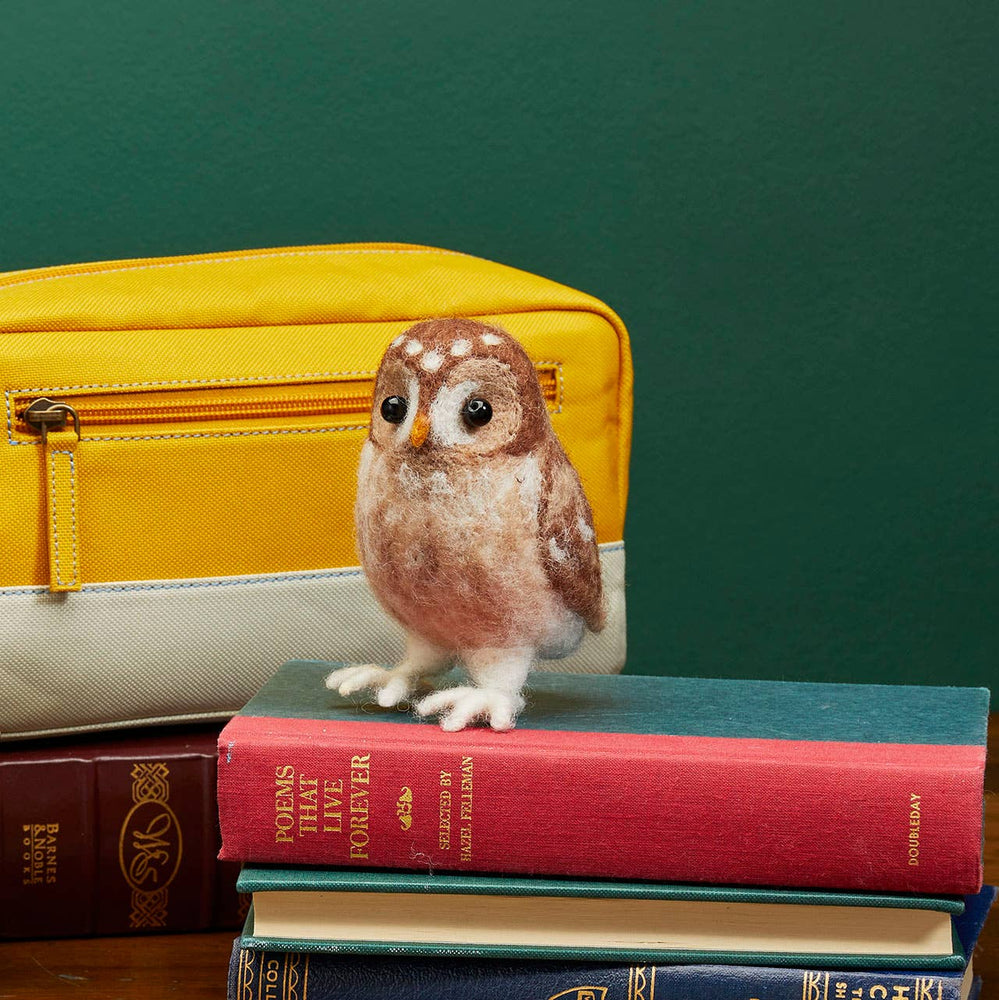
[3,2,996,687]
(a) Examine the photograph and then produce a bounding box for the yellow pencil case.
[0,243,632,739]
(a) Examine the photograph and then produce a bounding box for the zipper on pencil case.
[14,367,560,593]
[13,367,559,436]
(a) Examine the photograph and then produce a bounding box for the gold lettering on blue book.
[802,972,829,1000]
[549,988,608,1000]
[257,953,309,1000]
[833,982,935,999]
[238,948,256,1000]
[908,793,922,866]
[396,786,413,830]
[262,957,282,1000]
[123,762,181,928]
[627,966,655,1000]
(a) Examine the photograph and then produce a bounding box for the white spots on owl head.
[390,335,406,348]
[405,339,423,356]
[481,333,502,347]
[450,339,472,357]
[577,516,595,542]
[429,379,479,447]
[421,349,444,372]
[548,537,569,563]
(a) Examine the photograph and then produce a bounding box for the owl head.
[367,318,549,461]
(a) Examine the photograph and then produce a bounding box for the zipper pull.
[23,398,83,592]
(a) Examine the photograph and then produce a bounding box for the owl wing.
[536,436,606,633]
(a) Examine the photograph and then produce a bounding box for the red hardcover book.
[217,661,989,894]
[1,725,246,938]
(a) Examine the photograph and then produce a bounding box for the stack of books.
[217,660,993,999]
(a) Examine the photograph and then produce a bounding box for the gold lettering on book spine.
[627,966,655,1000]
[120,762,183,928]
[548,989,608,1000]
[802,972,830,1000]
[246,952,308,1000]
[238,948,257,1000]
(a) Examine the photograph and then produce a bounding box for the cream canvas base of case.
[0,243,632,739]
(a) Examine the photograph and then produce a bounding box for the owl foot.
[324,664,424,708]
[414,685,525,732]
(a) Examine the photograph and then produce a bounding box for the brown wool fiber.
[328,318,605,731]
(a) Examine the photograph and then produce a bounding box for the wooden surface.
[1,721,997,999]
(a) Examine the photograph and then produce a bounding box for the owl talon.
[325,664,418,707]
[415,686,524,732]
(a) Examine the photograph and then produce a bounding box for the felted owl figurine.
[325,318,605,731]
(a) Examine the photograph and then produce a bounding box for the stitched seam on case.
[10,424,369,446]
[0,566,366,596]
[76,425,369,443]
[0,247,469,292]
[50,450,78,588]
[12,369,380,395]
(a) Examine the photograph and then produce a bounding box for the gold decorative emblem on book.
[239,950,310,1000]
[548,989,608,1000]
[120,762,183,928]
[396,786,413,831]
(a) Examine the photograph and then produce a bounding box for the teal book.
[236,864,971,968]
[218,661,989,894]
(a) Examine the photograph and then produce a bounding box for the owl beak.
[409,412,430,449]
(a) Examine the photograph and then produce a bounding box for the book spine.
[217,716,984,893]
[0,745,242,938]
[227,944,967,1000]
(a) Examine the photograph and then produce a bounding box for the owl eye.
[380,396,408,424]
[461,398,492,427]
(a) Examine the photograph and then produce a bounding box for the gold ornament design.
[121,762,183,928]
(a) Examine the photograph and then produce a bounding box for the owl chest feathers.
[355,442,567,649]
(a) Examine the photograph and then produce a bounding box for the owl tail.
[537,613,586,660]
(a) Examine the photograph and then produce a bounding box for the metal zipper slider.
[22,397,81,445]
[23,398,83,592]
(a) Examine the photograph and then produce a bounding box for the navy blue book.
[227,885,993,1000]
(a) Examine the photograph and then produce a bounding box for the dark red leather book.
[1,725,246,939]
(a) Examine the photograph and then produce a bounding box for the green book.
[237,865,969,968]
